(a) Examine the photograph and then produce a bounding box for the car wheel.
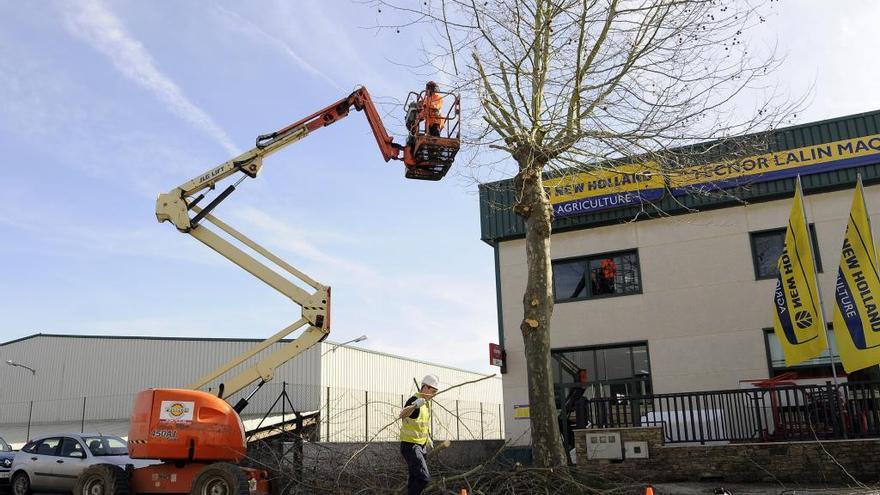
[74,465,130,495]
[11,472,31,495]
[192,463,249,495]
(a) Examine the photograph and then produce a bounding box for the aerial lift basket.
[404,89,461,181]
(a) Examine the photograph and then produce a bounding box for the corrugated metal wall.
[319,343,501,400]
[0,335,505,443]
[317,343,504,442]
[0,335,322,425]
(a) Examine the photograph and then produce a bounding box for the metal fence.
[562,380,880,445]
[0,382,504,444]
[319,386,504,442]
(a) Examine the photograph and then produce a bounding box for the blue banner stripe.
[835,267,869,349]
[774,276,799,345]
[553,189,664,218]
[672,154,880,196]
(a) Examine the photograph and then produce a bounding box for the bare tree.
[368,0,799,468]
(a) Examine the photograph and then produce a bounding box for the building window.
[551,342,652,400]
[750,225,822,280]
[552,250,641,302]
[763,328,843,378]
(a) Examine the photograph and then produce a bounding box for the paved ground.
[625,483,880,495]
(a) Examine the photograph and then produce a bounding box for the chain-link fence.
[318,386,504,442]
[0,382,504,444]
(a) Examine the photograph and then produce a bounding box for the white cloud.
[230,206,378,279]
[262,0,403,95]
[210,4,341,90]
[0,191,221,267]
[62,0,239,155]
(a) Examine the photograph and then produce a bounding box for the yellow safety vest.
[399,394,432,444]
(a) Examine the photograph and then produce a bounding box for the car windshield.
[82,436,128,456]
[0,438,10,452]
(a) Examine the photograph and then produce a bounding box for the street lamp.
[322,335,368,355]
[6,360,36,375]
[7,360,37,439]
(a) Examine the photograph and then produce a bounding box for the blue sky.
[2,0,880,373]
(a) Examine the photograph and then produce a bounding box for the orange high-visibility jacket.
[600,258,616,280]
[423,92,445,130]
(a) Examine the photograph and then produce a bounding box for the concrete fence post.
[325,386,331,441]
[480,402,484,440]
[26,401,33,440]
[456,400,460,440]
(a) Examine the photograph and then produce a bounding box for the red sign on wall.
[489,343,506,373]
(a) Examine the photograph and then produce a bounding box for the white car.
[10,434,153,495]
[0,437,13,488]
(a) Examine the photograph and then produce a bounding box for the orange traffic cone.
[645,485,654,495]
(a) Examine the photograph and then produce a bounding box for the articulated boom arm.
[156,87,402,232]
[257,87,403,164]
[154,87,405,405]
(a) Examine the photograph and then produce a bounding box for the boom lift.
[72,85,460,495]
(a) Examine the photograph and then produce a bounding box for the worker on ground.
[422,81,444,137]
[399,374,439,495]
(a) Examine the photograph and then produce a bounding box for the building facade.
[479,110,880,445]
[0,334,503,446]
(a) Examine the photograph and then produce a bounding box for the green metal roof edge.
[479,109,880,243]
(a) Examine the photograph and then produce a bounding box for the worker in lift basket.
[422,81,444,136]
[399,374,439,495]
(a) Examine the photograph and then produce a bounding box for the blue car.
[0,437,13,489]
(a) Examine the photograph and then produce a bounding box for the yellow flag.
[833,176,880,372]
[772,177,828,366]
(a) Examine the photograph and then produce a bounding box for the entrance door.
[552,342,653,428]
[24,437,63,491]
[53,437,88,491]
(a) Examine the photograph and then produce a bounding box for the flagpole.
[798,175,839,385]
[829,340,839,385]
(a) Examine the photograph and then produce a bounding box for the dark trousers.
[400,441,430,495]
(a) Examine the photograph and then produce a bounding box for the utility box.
[584,431,622,460]
[624,440,649,459]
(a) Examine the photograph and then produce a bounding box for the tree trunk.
[514,163,567,468]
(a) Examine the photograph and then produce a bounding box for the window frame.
[762,327,843,378]
[60,437,86,458]
[551,340,652,388]
[552,249,643,303]
[33,437,62,457]
[749,224,823,281]
[82,435,128,457]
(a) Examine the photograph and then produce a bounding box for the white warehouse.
[0,334,504,446]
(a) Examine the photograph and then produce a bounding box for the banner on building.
[773,177,829,366]
[669,134,880,194]
[544,163,665,218]
[833,177,880,372]
[548,133,880,219]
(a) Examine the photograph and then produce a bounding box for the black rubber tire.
[191,463,249,495]
[10,471,31,495]
[73,464,130,495]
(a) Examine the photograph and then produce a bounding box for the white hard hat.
[421,374,440,389]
